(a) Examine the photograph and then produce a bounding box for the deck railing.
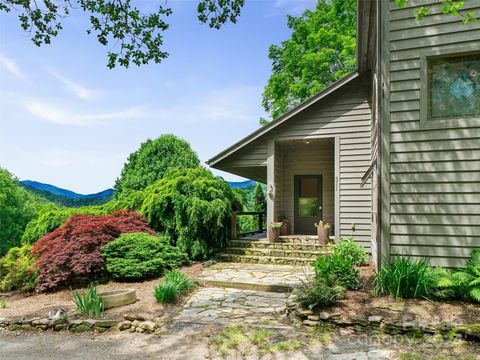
[231,211,267,239]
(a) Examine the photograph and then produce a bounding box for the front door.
[294,175,322,235]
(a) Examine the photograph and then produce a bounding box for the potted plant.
[314,220,330,246]
[269,222,283,243]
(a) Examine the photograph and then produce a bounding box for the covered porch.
[230,137,340,241]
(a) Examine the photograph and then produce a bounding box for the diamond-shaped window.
[449,76,475,101]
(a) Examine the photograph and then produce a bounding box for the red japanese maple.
[31,210,155,292]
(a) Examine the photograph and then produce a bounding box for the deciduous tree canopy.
[114,134,200,197]
[261,0,357,123]
[0,0,245,68]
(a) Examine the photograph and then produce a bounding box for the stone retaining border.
[0,315,161,334]
[285,295,480,342]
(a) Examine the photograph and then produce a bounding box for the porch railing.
[231,211,267,239]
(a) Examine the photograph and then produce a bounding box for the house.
[208,0,480,268]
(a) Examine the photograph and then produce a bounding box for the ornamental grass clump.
[72,283,104,317]
[373,256,438,299]
[154,270,197,304]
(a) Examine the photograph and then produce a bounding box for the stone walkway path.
[197,262,313,291]
[172,287,287,327]
[170,263,308,330]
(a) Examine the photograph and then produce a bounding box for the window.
[420,47,480,129]
[429,54,480,120]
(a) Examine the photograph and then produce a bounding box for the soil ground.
[0,263,204,321]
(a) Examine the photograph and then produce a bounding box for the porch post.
[334,136,341,242]
[266,139,275,241]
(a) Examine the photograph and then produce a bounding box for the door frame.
[293,174,323,234]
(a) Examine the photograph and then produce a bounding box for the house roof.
[207,0,376,168]
[207,71,360,166]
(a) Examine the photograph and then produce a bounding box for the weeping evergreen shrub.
[139,167,238,260]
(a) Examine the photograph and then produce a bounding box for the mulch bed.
[332,263,480,325]
[0,263,204,321]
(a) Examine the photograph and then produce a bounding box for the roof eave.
[207,71,360,167]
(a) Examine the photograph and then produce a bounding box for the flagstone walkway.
[170,262,311,330]
[196,262,313,292]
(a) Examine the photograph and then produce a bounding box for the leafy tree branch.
[0,0,245,68]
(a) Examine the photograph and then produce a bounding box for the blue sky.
[0,0,316,194]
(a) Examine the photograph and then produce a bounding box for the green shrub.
[72,283,104,317]
[373,257,438,299]
[334,237,369,266]
[0,299,7,308]
[436,248,480,303]
[154,270,197,304]
[22,207,106,245]
[312,250,360,290]
[0,245,38,291]
[101,233,189,281]
[294,277,345,310]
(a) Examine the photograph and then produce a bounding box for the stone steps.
[217,254,314,266]
[224,247,323,259]
[229,240,326,251]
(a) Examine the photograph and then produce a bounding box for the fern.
[434,249,480,303]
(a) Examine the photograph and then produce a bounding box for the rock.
[339,328,354,336]
[296,309,313,319]
[303,320,318,327]
[93,320,118,328]
[53,324,67,331]
[307,315,321,321]
[94,326,108,333]
[32,319,50,327]
[368,316,383,324]
[135,327,145,333]
[73,324,91,333]
[456,324,480,340]
[137,321,158,332]
[123,314,146,322]
[319,311,341,320]
[8,324,23,331]
[117,321,132,331]
[367,349,395,359]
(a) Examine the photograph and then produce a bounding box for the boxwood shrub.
[101,233,189,281]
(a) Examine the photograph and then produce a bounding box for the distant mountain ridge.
[227,180,256,188]
[20,180,113,199]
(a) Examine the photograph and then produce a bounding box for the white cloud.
[23,100,146,126]
[40,149,124,168]
[0,53,28,81]
[49,70,99,100]
[144,85,263,124]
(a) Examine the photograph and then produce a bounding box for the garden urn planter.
[269,222,282,243]
[317,227,330,246]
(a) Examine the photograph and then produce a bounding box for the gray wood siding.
[278,140,334,233]
[265,76,373,248]
[387,0,480,266]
